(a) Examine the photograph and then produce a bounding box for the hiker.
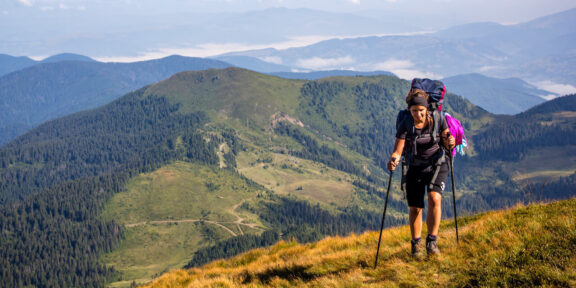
[387,88,455,258]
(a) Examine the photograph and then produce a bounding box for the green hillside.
[143,198,576,288]
[1,68,575,287]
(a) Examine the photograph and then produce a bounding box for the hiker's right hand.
[387,156,399,172]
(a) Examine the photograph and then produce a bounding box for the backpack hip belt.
[401,148,446,194]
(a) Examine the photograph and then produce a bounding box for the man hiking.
[387,87,455,258]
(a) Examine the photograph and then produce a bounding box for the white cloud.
[260,56,283,65]
[371,59,442,80]
[349,0,361,5]
[17,0,34,6]
[296,56,356,70]
[372,59,413,71]
[95,35,334,62]
[478,65,501,72]
[533,80,576,99]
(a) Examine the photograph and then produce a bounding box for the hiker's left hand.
[443,135,455,150]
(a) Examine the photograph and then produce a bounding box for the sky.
[1,0,576,61]
[4,0,576,20]
[5,0,576,17]
[2,0,576,59]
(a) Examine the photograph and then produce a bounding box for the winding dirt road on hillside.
[125,199,264,237]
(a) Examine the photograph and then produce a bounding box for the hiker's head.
[407,89,429,123]
[406,89,429,107]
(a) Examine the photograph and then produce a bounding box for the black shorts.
[405,162,449,208]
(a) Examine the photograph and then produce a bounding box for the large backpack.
[411,78,445,111]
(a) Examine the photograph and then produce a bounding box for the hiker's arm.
[441,128,455,150]
[388,138,404,171]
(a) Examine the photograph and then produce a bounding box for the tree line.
[185,230,280,268]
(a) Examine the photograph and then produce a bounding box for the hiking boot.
[426,237,441,256]
[411,238,424,259]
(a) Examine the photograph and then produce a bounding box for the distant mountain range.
[1,8,573,142]
[0,55,231,145]
[220,8,576,89]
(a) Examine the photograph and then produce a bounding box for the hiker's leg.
[427,162,448,236]
[409,206,423,239]
[406,166,425,240]
[427,191,442,236]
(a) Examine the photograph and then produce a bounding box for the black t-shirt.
[396,112,448,161]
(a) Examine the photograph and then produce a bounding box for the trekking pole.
[447,152,459,245]
[374,159,395,269]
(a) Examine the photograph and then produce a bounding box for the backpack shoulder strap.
[396,109,413,138]
[430,110,445,144]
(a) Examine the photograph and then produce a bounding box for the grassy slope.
[100,161,267,286]
[142,198,576,288]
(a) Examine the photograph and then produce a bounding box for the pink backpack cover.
[445,113,467,156]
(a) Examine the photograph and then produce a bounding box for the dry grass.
[140,198,576,288]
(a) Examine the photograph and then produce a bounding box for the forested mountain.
[0,55,231,145]
[1,68,574,286]
[473,94,576,161]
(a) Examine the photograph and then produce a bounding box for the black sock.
[411,237,421,244]
[426,234,437,241]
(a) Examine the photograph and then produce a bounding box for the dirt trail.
[126,219,238,236]
[125,199,264,237]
